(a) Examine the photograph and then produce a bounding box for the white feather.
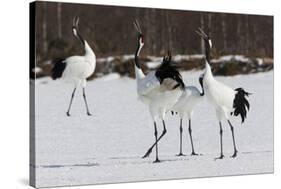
[62,41,96,87]
[134,65,182,121]
[203,62,235,121]
[172,86,203,119]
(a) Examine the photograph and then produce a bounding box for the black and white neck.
[203,37,214,81]
[133,20,145,81]
[72,17,95,60]
[196,28,212,65]
[72,17,85,47]
[134,34,144,69]
[196,28,214,81]
[199,75,204,96]
[72,27,85,46]
[204,38,212,64]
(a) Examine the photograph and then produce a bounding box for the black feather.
[155,54,185,90]
[232,88,251,123]
[51,58,66,80]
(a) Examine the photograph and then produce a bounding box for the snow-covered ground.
[33,70,273,188]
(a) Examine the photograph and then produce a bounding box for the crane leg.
[66,88,76,116]
[188,119,198,156]
[153,122,160,163]
[228,120,238,158]
[215,121,224,160]
[83,88,92,116]
[176,118,185,156]
[142,120,167,161]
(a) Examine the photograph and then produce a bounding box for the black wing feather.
[155,54,185,90]
[232,88,251,123]
[51,58,66,80]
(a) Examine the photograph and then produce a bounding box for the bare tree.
[42,2,48,54]
[57,2,62,39]
[165,11,173,52]
[221,14,227,51]
[200,13,205,54]
[245,15,250,54]
[160,9,167,54]
[208,13,212,36]
[237,16,242,52]
[34,2,273,60]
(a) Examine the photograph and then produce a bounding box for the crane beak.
[195,27,208,40]
[71,17,85,46]
[196,28,212,51]
[208,39,212,48]
[73,16,80,28]
[133,19,142,34]
[72,16,80,37]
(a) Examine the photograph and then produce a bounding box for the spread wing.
[137,52,185,96]
[137,71,161,96]
[155,53,185,90]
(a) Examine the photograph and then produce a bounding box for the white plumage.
[133,20,184,162]
[196,28,251,159]
[173,86,203,120]
[137,70,182,120]
[171,81,204,156]
[51,17,96,116]
[203,63,235,120]
[62,43,96,87]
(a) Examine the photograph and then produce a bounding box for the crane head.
[163,50,172,63]
[133,19,144,46]
[196,28,212,48]
[71,17,85,46]
[72,16,80,37]
[199,74,205,96]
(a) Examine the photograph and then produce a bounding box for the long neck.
[199,76,204,96]
[203,38,213,81]
[204,40,211,63]
[74,28,96,60]
[204,61,214,81]
[135,65,145,81]
[134,43,142,69]
[84,41,96,60]
[134,43,145,80]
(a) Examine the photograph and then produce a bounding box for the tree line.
[34,1,273,65]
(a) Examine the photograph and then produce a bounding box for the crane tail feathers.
[51,58,66,80]
[155,53,185,90]
[232,88,251,123]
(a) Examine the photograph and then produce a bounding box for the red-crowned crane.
[196,28,251,159]
[171,76,204,156]
[51,17,96,116]
[133,20,185,163]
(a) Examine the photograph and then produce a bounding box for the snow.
[173,54,204,62]
[146,54,205,68]
[96,56,114,63]
[257,58,264,66]
[146,61,161,69]
[147,56,163,62]
[34,77,53,85]
[212,55,250,63]
[43,60,52,65]
[33,71,273,188]
[122,54,135,61]
[99,73,120,81]
[106,56,114,62]
[32,67,42,74]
